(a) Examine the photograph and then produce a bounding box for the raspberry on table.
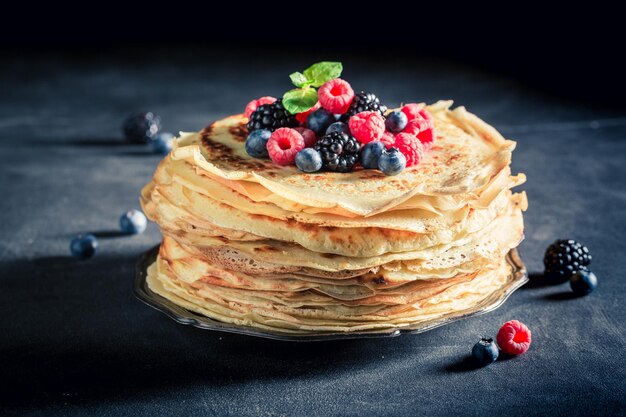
[295,102,321,124]
[496,320,532,355]
[318,78,354,114]
[393,132,425,167]
[245,96,276,119]
[266,128,305,165]
[294,127,318,148]
[348,111,385,144]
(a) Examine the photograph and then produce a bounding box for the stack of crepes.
[140,100,527,334]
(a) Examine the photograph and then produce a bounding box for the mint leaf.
[289,72,309,88]
[282,88,318,114]
[303,62,343,87]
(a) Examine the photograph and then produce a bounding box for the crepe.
[140,100,527,334]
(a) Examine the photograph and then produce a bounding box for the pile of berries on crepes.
[140,62,528,334]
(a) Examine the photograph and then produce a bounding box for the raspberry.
[393,133,425,167]
[318,78,354,114]
[245,96,276,119]
[348,111,385,144]
[402,114,435,148]
[496,320,532,355]
[380,132,395,148]
[295,102,321,124]
[266,128,305,165]
[294,127,317,147]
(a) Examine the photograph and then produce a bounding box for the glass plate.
[134,245,528,342]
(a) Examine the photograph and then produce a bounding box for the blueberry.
[360,141,386,169]
[123,112,161,143]
[120,209,147,234]
[151,132,175,155]
[472,337,499,366]
[570,270,598,296]
[245,129,272,158]
[384,110,408,133]
[295,148,323,173]
[70,234,98,260]
[378,148,406,176]
[326,121,350,136]
[306,109,335,136]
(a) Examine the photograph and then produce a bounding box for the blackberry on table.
[543,239,592,283]
[342,92,387,121]
[246,99,298,132]
[314,131,360,173]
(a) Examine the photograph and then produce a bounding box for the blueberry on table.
[360,141,386,169]
[70,234,98,260]
[123,112,162,144]
[295,148,323,173]
[472,337,499,366]
[385,110,408,133]
[378,148,406,176]
[306,108,335,136]
[151,132,175,155]
[119,210,147,234]
[245,129,272,159]
[570,270,598,296]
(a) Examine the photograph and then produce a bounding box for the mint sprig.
[282,61,343,114]
[283,88,318,114]
[302,62,343,87]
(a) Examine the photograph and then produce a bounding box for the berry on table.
[123,112,161,143]
[472,338,499,366]
[360,141,386,169]
[120,209,147,234]
[247,99,298,132]
[318,78,354,114]
[295,102,321,125]
[378,148,406,176]
[267,128,305,165]
[294,127,317,148]
[313,131,360,173]
[151,132,175,155]
[394,133,425,167]
[385,110,408,133]
[543,239,592,283]
[295,148,323,173]
[342,91,387,121]
[244,96,276,119]
[326,121,350,136]
[70,234,98,260]
[349,111,385,144]
[306,108,335,136]
[496,320,532,355]
[245,129,272,158]
[570,270,598,296]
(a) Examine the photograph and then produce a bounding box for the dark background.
[1,7,625,417]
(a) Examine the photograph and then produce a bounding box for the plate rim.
[134,245,528,342]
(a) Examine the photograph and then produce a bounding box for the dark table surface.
[1,50,625,416]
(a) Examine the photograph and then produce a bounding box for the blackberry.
[341,92,387,121]
[123,112,161,143]
[314,131,360,173]
[246,99,298,132]
[543,239,592,283]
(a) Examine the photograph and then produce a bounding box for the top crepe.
[171,100,516,217]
